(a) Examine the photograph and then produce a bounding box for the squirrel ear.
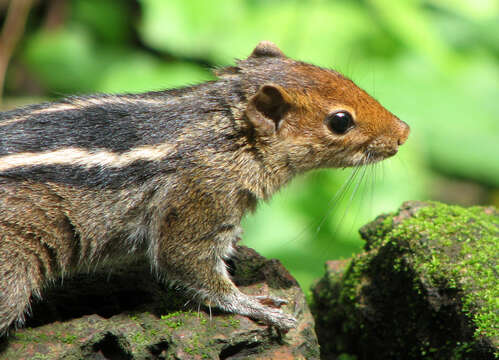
[246,84,292,135]
[249,41,286,59]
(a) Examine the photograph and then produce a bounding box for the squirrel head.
[218,41,410,171]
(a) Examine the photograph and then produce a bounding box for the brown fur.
[0,41,409,333]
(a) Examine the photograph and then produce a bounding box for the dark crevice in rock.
[26,266,158,328]
[0,338,7,354]
[219,340,262,359]
[91,333,131,360]
[147,340,169,357]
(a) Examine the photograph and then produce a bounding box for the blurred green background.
[1,0,498,292]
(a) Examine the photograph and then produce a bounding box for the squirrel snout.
[369,118,409,160]
[397,120,410,146]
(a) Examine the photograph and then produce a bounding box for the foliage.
[2,0,498,290]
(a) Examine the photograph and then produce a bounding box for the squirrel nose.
[397,120,410,146]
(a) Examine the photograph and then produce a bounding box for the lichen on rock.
[0,246,319,359]
[312,201,498,360]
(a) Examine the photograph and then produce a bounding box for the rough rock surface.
[0,246,319,359]
[312,201,498,360]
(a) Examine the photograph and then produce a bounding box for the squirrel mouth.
[351,149,395,167]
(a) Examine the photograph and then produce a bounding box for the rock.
[0,246,319,359]
[312,201,498,360]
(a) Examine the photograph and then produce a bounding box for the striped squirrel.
[0,41,409,334]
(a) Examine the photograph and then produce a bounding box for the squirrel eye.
[325,111,354,135]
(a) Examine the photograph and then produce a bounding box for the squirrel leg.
[0,236,43,335]
[157,241,297,331]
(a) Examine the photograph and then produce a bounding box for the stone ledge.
[0,246,319,359]
[312,201,498,360]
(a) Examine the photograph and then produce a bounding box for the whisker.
[335,154,370,230]
[396,154,412,186]
[381,159,386,184]
[369,161,377,218]
[314,164,364,234]
[357,160,373,218]
[313,155,366,244]
[278,150,377,249]
[279,165,361,247]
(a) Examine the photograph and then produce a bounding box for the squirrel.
[0,41,409,334]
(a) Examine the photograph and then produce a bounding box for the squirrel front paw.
[258,304,297,331]
[215,292,297,331]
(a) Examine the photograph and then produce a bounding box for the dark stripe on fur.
[0,82,229,156]
[0,160,178,189]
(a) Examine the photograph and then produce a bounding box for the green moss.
[161,317,183,329]
[313,201,498,359]
[160,310,198,329]
[130,331,149,345]
[59,334,77,344]
[160,310,196,320]
[388,203,498,344]
[13,331,52,344]
[340,257,365,304]
[181,334,212,358]
[221,316,240,328]
[337,354,358,360]
[31,355,50,360]
[13,332,32,343]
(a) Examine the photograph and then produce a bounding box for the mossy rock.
[312,201,498,360]
[0,246,319,359]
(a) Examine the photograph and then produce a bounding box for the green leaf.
[97,52,213,93]
[73,0,133,43]
[22,26,102,94]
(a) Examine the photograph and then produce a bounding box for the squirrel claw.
[256,296,296,330]
[264,308,297,331]
[255,295,288,308]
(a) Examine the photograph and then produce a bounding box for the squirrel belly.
[0,41,409,334]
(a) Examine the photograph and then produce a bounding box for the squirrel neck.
[140,77,303,202]
[180,78,299,201]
